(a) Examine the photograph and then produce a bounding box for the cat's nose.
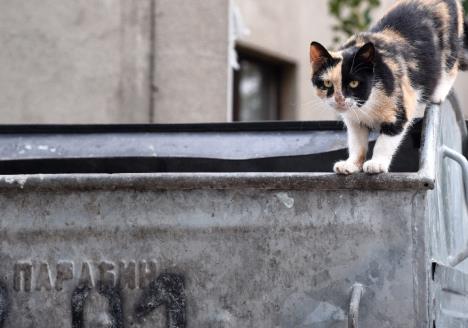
[335,94,345,105]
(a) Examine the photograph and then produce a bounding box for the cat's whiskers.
[350,107,361,123]
[350,98,376,126]
[289,98,328,112]
[294,98,322,107]
[356,107,374,123]
[293,103,327,112]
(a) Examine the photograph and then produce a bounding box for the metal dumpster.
[0,94,466,327]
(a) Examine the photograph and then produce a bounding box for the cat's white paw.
[363,159,390,174]
[333,160,362,175]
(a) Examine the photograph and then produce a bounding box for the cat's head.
[309,41,376,113]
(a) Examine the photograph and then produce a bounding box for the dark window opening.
[233,46,296,122]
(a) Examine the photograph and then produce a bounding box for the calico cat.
[309,0,466,174]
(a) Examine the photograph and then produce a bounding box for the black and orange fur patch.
[310,0,465,135]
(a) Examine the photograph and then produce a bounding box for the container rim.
[0,171,434,191]
[0,104,441,191]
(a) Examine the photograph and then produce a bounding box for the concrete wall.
[0,0,153,123]
[152,0,230,123]
[0,0,230,124]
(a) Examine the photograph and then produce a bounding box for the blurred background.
[0,0,467,124]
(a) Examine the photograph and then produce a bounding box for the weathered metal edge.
[0,172,434,192]
[417,104,439,186]
[0,105,439,192]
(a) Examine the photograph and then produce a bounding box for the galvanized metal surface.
[0,121,419,175]
[0,97,465,327]
[429,96,468,273]
[427,93,468,326]
[433,263,468,327]
[440,129,468,268]
[0,122,421,175]
[0,189,427,327]
[0,128,354,160]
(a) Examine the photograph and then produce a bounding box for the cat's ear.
[355,42,376,64]
[310,42,333,72]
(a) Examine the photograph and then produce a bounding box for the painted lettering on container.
[13,260,157,292]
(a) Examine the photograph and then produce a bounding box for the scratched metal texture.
[432,264,468,327]
[428,94,468,327]
[0,189,427,327]
[428,98,468,272]
[0,96,466,327]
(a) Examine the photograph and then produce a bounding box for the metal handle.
[447,92,468,155]
[442,145,468,267]
[348,283,364,328]
[441,145,468,206]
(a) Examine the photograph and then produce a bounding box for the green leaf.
[328,0,382,46]
[463,0,468,13]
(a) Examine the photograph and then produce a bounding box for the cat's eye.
[349,80,359,88]
[323,80,332,88]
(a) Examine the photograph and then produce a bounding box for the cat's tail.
[460,21,468,71]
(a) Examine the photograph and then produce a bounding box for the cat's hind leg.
[431,67,458,104]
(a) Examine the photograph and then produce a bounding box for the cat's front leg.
[363,124,409,174]
[334,119,369,175]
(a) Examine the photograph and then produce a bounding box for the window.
[233,47,295,122]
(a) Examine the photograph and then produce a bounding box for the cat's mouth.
[326,97,355,113]
[332,103,349,113]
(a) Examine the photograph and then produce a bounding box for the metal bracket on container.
[442,145,468,267]
[348,283,364,328]
[448,248,468,267]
